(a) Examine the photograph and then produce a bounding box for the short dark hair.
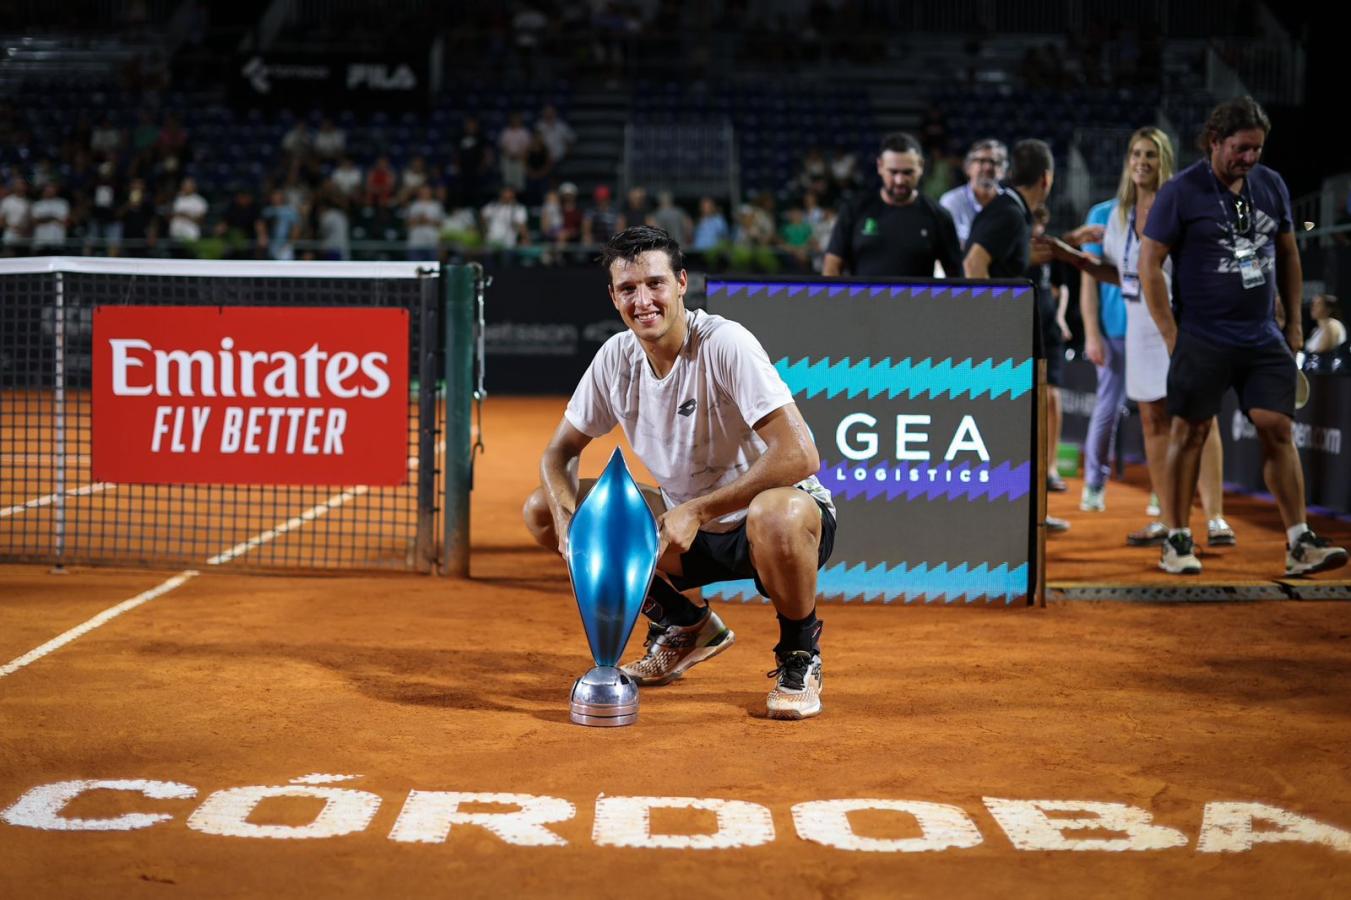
[1199,95,1271,151]
[879,132,923,158]
[600,225,684,281]
[1008,139,1054,188]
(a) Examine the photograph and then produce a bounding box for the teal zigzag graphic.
[703,561,1029,605]
[774,356,1032,400]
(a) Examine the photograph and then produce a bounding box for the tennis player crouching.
[523,226,837,719]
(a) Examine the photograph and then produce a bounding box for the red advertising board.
[93,307,410,485]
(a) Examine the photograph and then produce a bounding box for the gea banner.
[93,307,409,486]
[707,277,1036,605]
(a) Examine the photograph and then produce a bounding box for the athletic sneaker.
[1207,516,1237,547]
[1046,515,1071,534]
[1080,484,1106,512]
[1160,532,1202,575]
[1127,521,1168,547]
[1285,531,1349,577]
[619,608,735,686]
[1146,493,1161,517]
[766,650,822,720]
[1047,473,1068,493]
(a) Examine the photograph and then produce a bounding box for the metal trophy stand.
[565,448,660,727]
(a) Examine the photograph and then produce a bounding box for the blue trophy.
[565,448,660,727]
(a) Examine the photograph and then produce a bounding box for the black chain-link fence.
[0,259,461,573]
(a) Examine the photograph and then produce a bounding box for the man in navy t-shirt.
[1139,96,1346,578]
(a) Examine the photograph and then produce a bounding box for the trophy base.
[570,666,639,727]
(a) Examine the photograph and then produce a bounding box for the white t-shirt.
[406,199,445,247]
[536,118,576,161]
[565,309,834,532]
[31,197,70,245]
[498,125,531,159]
[170,193,207,241]
[481,201,526,247]
[313,127,346,158]
[330,165,363,197]
[1,194,31,244]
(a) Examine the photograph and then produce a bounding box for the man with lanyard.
[823,132,963,278]
[941,138,1008,246]
[1139,96,1346,577]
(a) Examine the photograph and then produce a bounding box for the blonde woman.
[1061,127,1232,549]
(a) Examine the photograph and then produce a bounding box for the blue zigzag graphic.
[775,356,1032,401]
[703,562,1029,605]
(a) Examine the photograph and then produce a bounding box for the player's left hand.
[657,503,702,560]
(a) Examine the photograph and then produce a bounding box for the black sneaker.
[1286,531,1349,577]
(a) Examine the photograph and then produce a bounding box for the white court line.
[0,570,199,680]
[206,487,371,566]
[0,442,442,677]
[0,482,116,519]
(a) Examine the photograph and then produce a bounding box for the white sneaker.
[1207,516,1237,546]
[1080,484,1106,512]
[766,651,822,720]
[1160,532,1202,575]
[1286,531,1349,577]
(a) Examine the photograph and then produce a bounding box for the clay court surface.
[2,396,1350,898]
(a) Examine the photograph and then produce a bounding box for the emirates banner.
[93,307,409,485]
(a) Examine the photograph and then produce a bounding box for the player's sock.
[641,577,704,627]
[775,609,822,657]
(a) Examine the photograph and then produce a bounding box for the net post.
[51,270,67,574]
[415,267,441,573]
[441,264,476,577]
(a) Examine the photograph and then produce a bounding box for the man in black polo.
[963,138,1071,533]
[822,132,963,278]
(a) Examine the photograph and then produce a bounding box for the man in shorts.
[1139,96,1346,576]
[523,226,837,719]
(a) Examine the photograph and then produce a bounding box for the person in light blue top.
[261,189,300,261]
[1077,198,1127,513]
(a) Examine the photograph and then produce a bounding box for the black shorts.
[1166,330,1296,421]
[670,494,837,598]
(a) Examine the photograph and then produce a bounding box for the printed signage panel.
[93,307,409,486]
[707,278,1036,605]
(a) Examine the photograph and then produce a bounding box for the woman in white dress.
[1066,127,1233,547]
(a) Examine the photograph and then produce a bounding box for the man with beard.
[822,132,963,278]
[1140,96,1347,577]
[940,138,1008,246]
[523,226,837,720]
